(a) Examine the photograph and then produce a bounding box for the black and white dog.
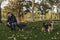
[42,22,54,33]
[16,22,26,31]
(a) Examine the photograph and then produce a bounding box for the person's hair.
[8,12,14,14]
[43,22,45,25]
[7,12,14,16]
[11,13,14,16]
[8,12,11,14]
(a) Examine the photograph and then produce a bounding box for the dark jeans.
[7,22,16,30]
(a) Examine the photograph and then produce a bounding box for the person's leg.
[11,23,16,31]
[10,24,13,30]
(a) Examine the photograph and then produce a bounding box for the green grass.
[0,21,60,40]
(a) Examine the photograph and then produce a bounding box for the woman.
[7,12,17,30]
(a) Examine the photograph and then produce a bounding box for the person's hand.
[7,22,9,24]
[7,22,10,25]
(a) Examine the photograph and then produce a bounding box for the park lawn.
[0,21,60,40]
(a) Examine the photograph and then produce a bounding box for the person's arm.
[7,16,10,22]
[13,16,17,23]
[6,16,10,25]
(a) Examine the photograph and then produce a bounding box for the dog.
[42,22,54,33]
[17,22,26,31]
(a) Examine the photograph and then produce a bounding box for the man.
[7,12,17,30]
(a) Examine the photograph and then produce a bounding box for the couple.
[7,12,26,31]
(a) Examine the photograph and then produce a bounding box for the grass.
[0,21,60,40]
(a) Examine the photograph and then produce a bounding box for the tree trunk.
[0,3,2,23]
[31,0,35,22]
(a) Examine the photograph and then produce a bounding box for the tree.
[31,0,35,21]
[0,2,1,23]
[33,0,51,15]
[0,0,4,23]
[3,0,33,22]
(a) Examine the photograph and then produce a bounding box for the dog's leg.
[51,26,53,31]
[21,27,25,32]
[50,21,54,31]
[42,27,45,32]
[48,26,51,34]
[22,29,24,31]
